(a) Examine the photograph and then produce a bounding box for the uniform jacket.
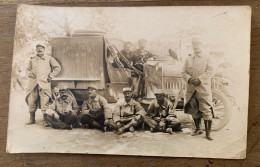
[52,95,79,115]
[181,52,214,113]
[82,95,112,119]
[134,49,156,64]
[114,49,136,69]
[113,98,146,123]
[25,55,61,104]
[147,98,175,118]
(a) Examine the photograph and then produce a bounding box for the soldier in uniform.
[182,37,214,140]
[112,41,136,69]
[144,89,182,134]
[133,38,156,71]
[113,87,146,134]
[25,43,61,126]
[45,86,79,130]
[132,38,157,98]
[79,86,117,131]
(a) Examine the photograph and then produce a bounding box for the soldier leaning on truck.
[25,43,61,126]
[79,86,117,131]
[143,89,182,134]
[113,87,146,134]
[182,37,214,140]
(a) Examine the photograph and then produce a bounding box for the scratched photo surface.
[7,5,251,159]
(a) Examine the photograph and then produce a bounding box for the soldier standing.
[132,38,157,99]
[113,87,146,134]
[144,89,182,134]
[182,37,214,140]
[25,43,61,126]
[79,86,116,131]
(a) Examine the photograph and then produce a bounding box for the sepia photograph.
[7,4,251,159]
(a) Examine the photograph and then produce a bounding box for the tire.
[210,89,232,131]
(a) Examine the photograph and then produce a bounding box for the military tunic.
[25,55,61,113]
[182,52,214,120]
[45,95,79,129]
[113,98,146,127]
[80,95,112,126]
[145,98,181,131]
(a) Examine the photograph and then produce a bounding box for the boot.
[43,114,50,127]
[104,119,119,131]
[204,120,213,140]
[65,125,73,130]
[191,118,203,136]
[166,128,173,134]
[90,120,104,130]
[129,126,135,133]
[25,112,35,125]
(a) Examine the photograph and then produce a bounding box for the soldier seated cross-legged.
[79,86,117,132]
[143,89,182,134]
[113,87,146,134]
[44,86,79,130]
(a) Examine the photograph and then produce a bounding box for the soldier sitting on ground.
[45,86,79,130]
[79,86,117,131]
[143,89,182,134]
[113,87,146,134]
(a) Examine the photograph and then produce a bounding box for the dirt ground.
[6,90,247,159]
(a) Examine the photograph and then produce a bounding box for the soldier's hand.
[188,78,196,84]
[28,72,36,78]
[116,121,121,128]
[104,119,110,125]
[193,78,201,86]
[135,115,142,121]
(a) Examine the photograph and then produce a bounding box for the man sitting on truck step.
[79,86,117,132]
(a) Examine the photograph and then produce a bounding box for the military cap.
[154,89,165,95]
[36,43,45,48]
[191,37,203,45]
[124,41,132,47]
[138,38,147,43]
[58,84,68,91]
[123,87,132,93]
[87,86,97,90]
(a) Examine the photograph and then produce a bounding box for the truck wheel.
[210,89,232,131]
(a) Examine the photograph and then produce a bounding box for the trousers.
[27,85,51,114]
[46,112,78,129]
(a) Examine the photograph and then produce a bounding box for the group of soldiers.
[25,37,215,140]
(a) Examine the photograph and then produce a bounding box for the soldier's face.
[192,42,201,54]
[124,44,131,52]
[36,46,45,57]
[123,91,132,102]
[155,94,165,102]
[139,41,147,50]
[60,90,68,100]
[88,88,97,97]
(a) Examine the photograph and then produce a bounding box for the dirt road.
[6,90,247,159]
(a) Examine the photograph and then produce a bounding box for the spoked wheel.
[199,89,232,131]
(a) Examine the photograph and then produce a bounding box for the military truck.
[51,30,232,131]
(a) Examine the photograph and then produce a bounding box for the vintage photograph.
[7,5,251,159]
